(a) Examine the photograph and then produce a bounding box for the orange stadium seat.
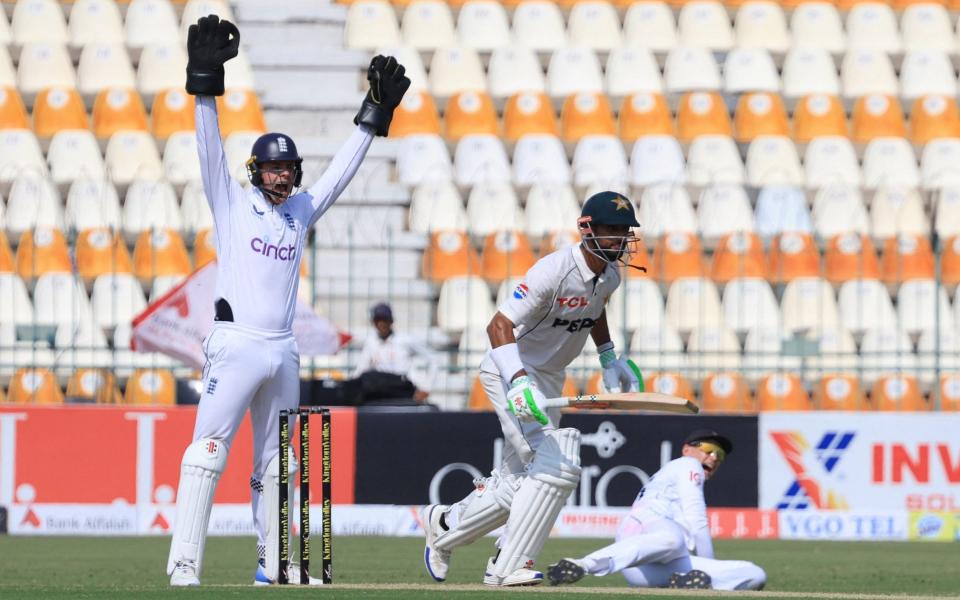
[194,228,217,268]
[825,233,881,286]
[851,95,907,145]
[480,230,536,286]
[701,372,755,413]
[8,368,64,404]
[625,236,655,279]
[444,91,498,142]
[619,92,673,141]
[910,95,960,145]
[880,234,935,287]
[893,0,943,9]
[767,232,820,285]
[872,374,927,411]
[76,227,134,285]
[468,376,490,410]
[652,232,705,284]
[710,232,767,284]
[676,92,732,143]
[33,87,87,138]
[734,92,790,143]
[92,88,149,139]
[422,230,481,283]
[0,231,14,273]
[503,92,558,143]
[646,372,696,403]
[940,234,960,292]
[560,92,617,144]
[124,368,177,405]
[151,88,196,141]
[793,94,848,143]
[814,374,867,410]
[215,89,267,137]
[66,368,122,404]
[0,86,29,130]
[15,228,72,282]
[938,374,960,411]
[540,230,580,257]
[390,91,441,138]
[757,373,811,411]
[132,229,192,283]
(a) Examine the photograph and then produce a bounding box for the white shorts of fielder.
[168,323,301,581]
[580,510,767,590]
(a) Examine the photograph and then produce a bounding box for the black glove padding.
[186,14,240,96]
[354,55,411,137]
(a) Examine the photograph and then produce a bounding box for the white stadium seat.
[104,131,163,186]
[125,0,180,49]
[65,179,122,233]
[664,47,721,93]
[678,1,734,52]
[4,173,63,237]
[568,1,623,52]
[69,0,125,48]
[465,181,523,236]
[846,3,901,54]
[900,50,956,101]
[838,278,897,336]
[402,0,456,51]
[546,47,604,98]
[396,134,453,186]
[137,44,188,96]
[841,49,898,99]
[804,136,862,189]
[17,42,76,96]
[76,43,136,96]
[429,46,486,98]
[408,180,467,234]
[789,2,845,54]
[639,183,697,238]
[90,273,148,329]
[724,48,780,94]
[665,277,724,335]
[162,131,202,186]
[179,181,214,237]
[512,134,571,186]
[746,136,803,187]
[122,179,183,240]
[345,1,401,51]
[488,46,545,100]
[512,1,568,54]
[47,130,106,186]
[523,184,581,238]
[457,1,511,53]
[862,138,919,190]
[722,277,782,335]
[605,47,663,98]
[901,4,954,53]
[454,134,511,187]
[687,136,745,186]
[630,135,686,186]
[734,1,790,53]
[572,135,628,189]
[12,0,68,46]
[782,48,839,99]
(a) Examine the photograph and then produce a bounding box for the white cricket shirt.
[352,331,438,380]
[196,96,373,331]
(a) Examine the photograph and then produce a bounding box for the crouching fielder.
[547,429,767,591]
[421,192,645,586]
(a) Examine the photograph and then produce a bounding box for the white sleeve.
[195,96,246,230]
[301,125,375,228]
[352,340,375,377]
[677,459,714,559]
[497,259,555,326]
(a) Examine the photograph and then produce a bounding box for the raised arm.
[195,96,245,216]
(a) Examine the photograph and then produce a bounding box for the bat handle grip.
[537,397,567,410]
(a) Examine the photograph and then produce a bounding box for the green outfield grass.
[1,536,958,599]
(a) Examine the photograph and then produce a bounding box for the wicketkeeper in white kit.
[547,429,767,590]
[422,191,646,586]
[165,16,409,585]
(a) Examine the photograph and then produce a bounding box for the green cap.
[580,191,640,228]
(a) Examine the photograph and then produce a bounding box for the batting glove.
[506,376,549,425]
[186,14,240,96]
[599,343,644,393]
[354,55,411,136]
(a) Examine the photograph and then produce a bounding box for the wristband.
[597,341,616,368]
[491,343,524,383]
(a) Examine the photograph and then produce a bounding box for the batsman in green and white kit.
[422,191,646,586]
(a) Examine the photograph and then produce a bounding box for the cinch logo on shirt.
[250,237,297,261]
[551,317,597,332]
[557,296,590,308]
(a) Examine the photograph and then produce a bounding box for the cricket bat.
[539,392,699,414]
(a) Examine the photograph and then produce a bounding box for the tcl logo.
[557,296,590,308]
[871,443,960,483]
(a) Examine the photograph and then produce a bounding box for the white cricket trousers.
[581,510,767,590]
[192,322,300,548]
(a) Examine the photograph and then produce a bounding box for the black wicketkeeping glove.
[354,55,411,137]
[186,14,240,96]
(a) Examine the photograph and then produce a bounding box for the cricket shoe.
[482,557,544,587]
[421,503,451,582]
[668,569,713,589]
[169,559,200,586]
[547,558,586,586]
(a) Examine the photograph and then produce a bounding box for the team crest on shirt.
[513,283,529,300]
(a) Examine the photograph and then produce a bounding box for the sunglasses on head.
[690,441,727,462]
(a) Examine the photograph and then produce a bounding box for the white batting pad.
[166,439,229,576]
[491,428,581,580]
[434,471,520,552]
[261,447,299,582]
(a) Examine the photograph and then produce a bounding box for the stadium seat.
[65,179,122,233]
[734,1,789,53]
[846,3,901,53]
[0,87,27,131]
[644,372,696,404]
[512,134,571,186]
[193,228,217,268]
[688,325,743,378]
[870,187,928,242]
[789,3,845,54]
[665,277,723,335]
[466,181,522,235]
[767,232,820,284]
[546,47,604,99]
[734,93,789,143]
[571,135,628,189]
[69,0,125,48]
[423,230,481,282]
[901,4,954,53]
[429,46,487,98]
[54,317,112,374]
[0,129,47,189]
[606,47,663,101]
[125,0,180,50]
[132,228,191,283]
[782,48,840,100]
[880,234,935,286]
[722,276,780,334]
[375,45,428,94]
[402,0,456,51]
[814,374,865,410]
[897,278,954,336]
[216,89,266,137]
[710,232,767,283]
[629,135,686,186]
[0,231,13,273]
[921,139,960,192]
[162,131,201,186]
[807,327,860,379]
[724,48,780,94]
[804,136,862,189]
[677,1,733,51]
[900,50,956,101]
[17,43,76,97]
[781,277,841,334]
[0,272,34,326]
[911,96,960,146]
[76,228,134,285]
[15,227,71,281]
[92,88,149,139]
[824,232,880,285]
[606,278,666,333]
[33,88,88,139]
[151,88,195,141]
[124,368,177,405]
[8,367,64,404]
[638,183,696,239]
[676,93,732,143]
[746,136,803,187]
[408,180,467,234]
[851,95,907,144]
[871,374,926,411]
[444,91,498,142]
[148,274,185,301]
[664,47,721,93]
[940,374,960,411]
[743,328,801,382]
[467,376,491,410]
[454,135,511,187]
[77,43,136,97]
[47,130,106,186]
[813,187,870,240]
[523,183,581,238]
[395,134,452,186]
[918,330,960,388]
[502,92,557,143]
[942,232,960,291]
[688,135,745,187]
[793,94,848,142]
[390,91,441,138]
[862,138,919,190]
[653,232,705,283]
[755,186,811,241]
[5,175,63,237]
[345,0,400,50]
[137,44,188,97]
[560,93,616,144]
[437,275,494,334]
[457,1,510,52]
[697,184,754,246]
[630,327,687,373]
[838,278,898,336]
[623,2,677,52]
[104,130,163,186]
[511,1,568,54]
[568,0,623,51]
[33,272,95,329]
[701,372,754,413]
[90,272,148,329]
[65,368,122,403]
[11,0,68,46]
[179,0,236,34]
[620,93,673,141]
[0,46,14,91]
[122,179,183,240]
[480,231,536,285]
[757,373,811,410]
[487,46,546,101]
